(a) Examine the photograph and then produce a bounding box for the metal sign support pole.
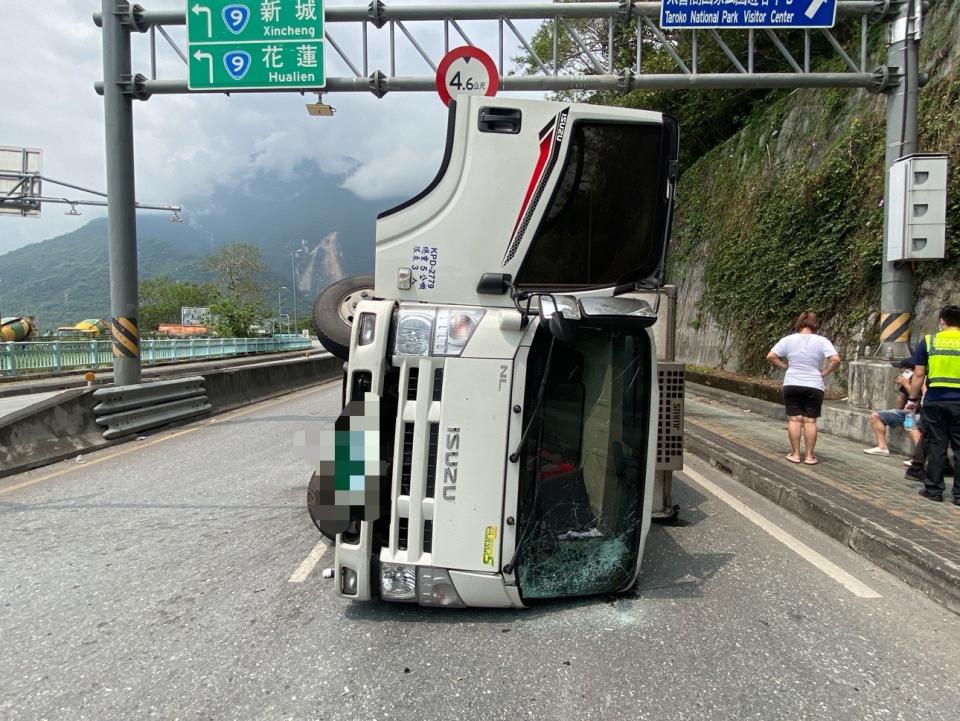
[879,1,919,358]
[291,252,299,335]
[102,0,142,384]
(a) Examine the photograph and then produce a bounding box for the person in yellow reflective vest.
[908,305,960,505]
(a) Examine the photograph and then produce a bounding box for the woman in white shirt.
[766,311,842,465]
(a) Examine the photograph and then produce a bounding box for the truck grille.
[389,360,443,562]
[423,520,433,553]
[657,362,685,470]
[407,367,419,400]
[400,423,414,496]
[425,423,439,499]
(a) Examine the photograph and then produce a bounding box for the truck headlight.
[417,567,465,607]
[381,563,417,601]
[393,306,485,358]
[394,310,434,356]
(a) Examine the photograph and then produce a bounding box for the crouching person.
[864,360,920,457]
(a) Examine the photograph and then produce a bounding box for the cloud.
[341,144,443,200]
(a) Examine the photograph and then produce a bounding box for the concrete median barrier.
[204,353,343,413]
[0,389,114,479]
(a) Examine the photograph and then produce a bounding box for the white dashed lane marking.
[288,538,332,583]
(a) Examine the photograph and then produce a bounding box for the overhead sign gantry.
[93,0,919,385]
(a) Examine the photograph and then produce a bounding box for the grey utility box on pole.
[887,153,949,261]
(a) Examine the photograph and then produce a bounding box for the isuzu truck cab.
[308,95,680,608]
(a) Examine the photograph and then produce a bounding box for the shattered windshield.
[514,327,651,600]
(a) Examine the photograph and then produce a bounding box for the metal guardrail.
[0,335,312,377]
[93,376,210,439]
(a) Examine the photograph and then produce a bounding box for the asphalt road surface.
[2,382,958,721]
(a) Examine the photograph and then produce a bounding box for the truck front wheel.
[312,274,375,360]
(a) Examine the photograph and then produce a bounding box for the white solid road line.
[680,466,882,599]
[288,538,331,583]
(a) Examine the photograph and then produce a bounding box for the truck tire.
[312,274,375,360]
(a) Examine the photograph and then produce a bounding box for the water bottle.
[904,412,914,431]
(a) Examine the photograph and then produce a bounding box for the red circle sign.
[435,46,500,107]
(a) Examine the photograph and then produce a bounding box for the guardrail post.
[53,342,62,372]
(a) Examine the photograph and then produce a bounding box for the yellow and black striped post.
[111,317,139,359]
[879,312,912,346]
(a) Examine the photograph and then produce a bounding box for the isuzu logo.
[443,426,460,501]
[555,111,568,143]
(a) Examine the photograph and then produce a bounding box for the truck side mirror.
[538,294,578,343]
[476,273,512,295]
[546,310,576,344]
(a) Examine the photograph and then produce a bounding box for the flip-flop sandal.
[785,455,801,464]
[804,458,819,465]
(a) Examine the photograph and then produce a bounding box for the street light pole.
[290,251,298,334]
[291,245,305,334]
[278,286,286,335]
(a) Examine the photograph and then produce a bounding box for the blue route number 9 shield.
[224,50,251,80]
[222,4,251,34]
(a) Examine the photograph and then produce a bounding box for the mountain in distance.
[0,220,206,330]
[0,163,406,330]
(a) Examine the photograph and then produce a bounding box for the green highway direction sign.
[186,1,325,90]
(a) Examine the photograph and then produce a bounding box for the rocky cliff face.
[669,0,960,384]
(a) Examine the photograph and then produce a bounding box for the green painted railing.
[0,335,313,377]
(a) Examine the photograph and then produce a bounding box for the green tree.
[209,296,261,338]
[201,242,268,305]
[139,276,220,331]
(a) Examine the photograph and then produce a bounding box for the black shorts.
[783,385,824,418]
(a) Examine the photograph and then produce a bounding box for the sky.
[0,0,544,254]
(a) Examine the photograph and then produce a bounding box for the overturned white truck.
[308,96,684,608]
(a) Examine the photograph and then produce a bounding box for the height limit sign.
[435,47,500,107]
[187,1,325,90]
